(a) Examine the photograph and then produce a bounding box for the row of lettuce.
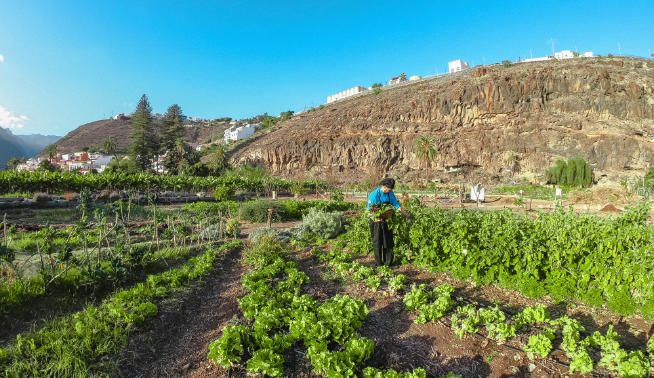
[346,201,654,319]
[207,234,438,378]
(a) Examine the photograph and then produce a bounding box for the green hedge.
[239,200,359,223]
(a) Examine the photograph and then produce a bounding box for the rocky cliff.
[231,57,654,185]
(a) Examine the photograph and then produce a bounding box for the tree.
[6,157,21,170]
[371,83,383,89]
[162,138,199,175]
[161,104,185,152]
[207,143,228,173]
[546,158,593,188]
[279,110,294,121]
[37,160,58,172]
[129,94,158,171]
[105,156,139,174]
[415,135,438,168]
[43,144,58,160]
[102,138,117,157]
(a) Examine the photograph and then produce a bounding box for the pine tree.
[129,94,157,171]
[161,104,185,152]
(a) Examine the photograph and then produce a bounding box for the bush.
[302,208,344,239]
[239,200,357,223]
[213,184,235,201]
[545,158,593,188]
[244,232,286,268]
[225,219,241,238]
[248,227,280,243]
[330,190,344,202]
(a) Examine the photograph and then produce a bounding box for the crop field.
[0,174,653,377]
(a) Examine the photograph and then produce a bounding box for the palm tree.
[415,135,438,168]
[102,138,117,157]
[43,144,58,161]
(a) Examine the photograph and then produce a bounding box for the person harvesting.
[366,178,408,266]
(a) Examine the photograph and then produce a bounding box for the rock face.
[231,57,654,184]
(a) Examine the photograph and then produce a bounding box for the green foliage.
[451,305,481,338]
[546,157,593,187]
[403,284,455,324]
[246,349,285,377]
[129,94,158,171]
[225,218,241,238]
[160,104,185,152]
[363,367,427,378]
[0,241,243,376]
[207,325,251,368]
[239,199,357,223]
[0,170,324,195]
[302,208,344,239]
[375,204,654,316]
[524,329,555,359]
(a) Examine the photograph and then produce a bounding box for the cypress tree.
[161,104,185,152]
[129,94,157,171]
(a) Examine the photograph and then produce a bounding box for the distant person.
[366,178,408,266]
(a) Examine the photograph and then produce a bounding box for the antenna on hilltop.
[618,43,622,56]
[549,39,556,56]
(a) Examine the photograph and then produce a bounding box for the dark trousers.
[369,220,394,266]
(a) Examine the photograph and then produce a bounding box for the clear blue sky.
[0,0,652,136]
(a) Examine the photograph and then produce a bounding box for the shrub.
[248,227,279,244]
[302,208,344,239]
[213,184,235,201]
[545,158,593,188]
[225,218,241,238]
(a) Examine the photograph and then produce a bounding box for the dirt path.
[115,246,246,378]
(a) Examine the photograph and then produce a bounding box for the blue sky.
[0,0,652,136]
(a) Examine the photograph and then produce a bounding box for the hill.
[53,117,229,155]
[0,128,29,167]
[230,57,654,186]
[15,134,61,156]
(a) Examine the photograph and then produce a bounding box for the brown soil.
[115,246,246,378]
[599,204,621,213]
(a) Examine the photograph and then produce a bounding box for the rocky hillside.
[53,117,229,155]
[231,57,654,185]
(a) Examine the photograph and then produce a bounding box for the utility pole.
[618,43,622,56]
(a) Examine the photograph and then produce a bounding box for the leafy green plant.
[245,348,285,377]
[524,328,555,359]
[208,325,251,368]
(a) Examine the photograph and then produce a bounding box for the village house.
[448,59,469,73]
[223,123,259,144]
[387,73,407,85]
[326,86,368,104]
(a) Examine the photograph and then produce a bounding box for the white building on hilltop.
[224,123,258,144]
[448,59,469,73]
[326,86,368,104]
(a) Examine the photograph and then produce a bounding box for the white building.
[91,155,114,173]
[522,56,552,63]
[554,50,575,60]
[388,74,407,86]
[224,123,258,144]
[326,86,368,104]
[448,59,469,73]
